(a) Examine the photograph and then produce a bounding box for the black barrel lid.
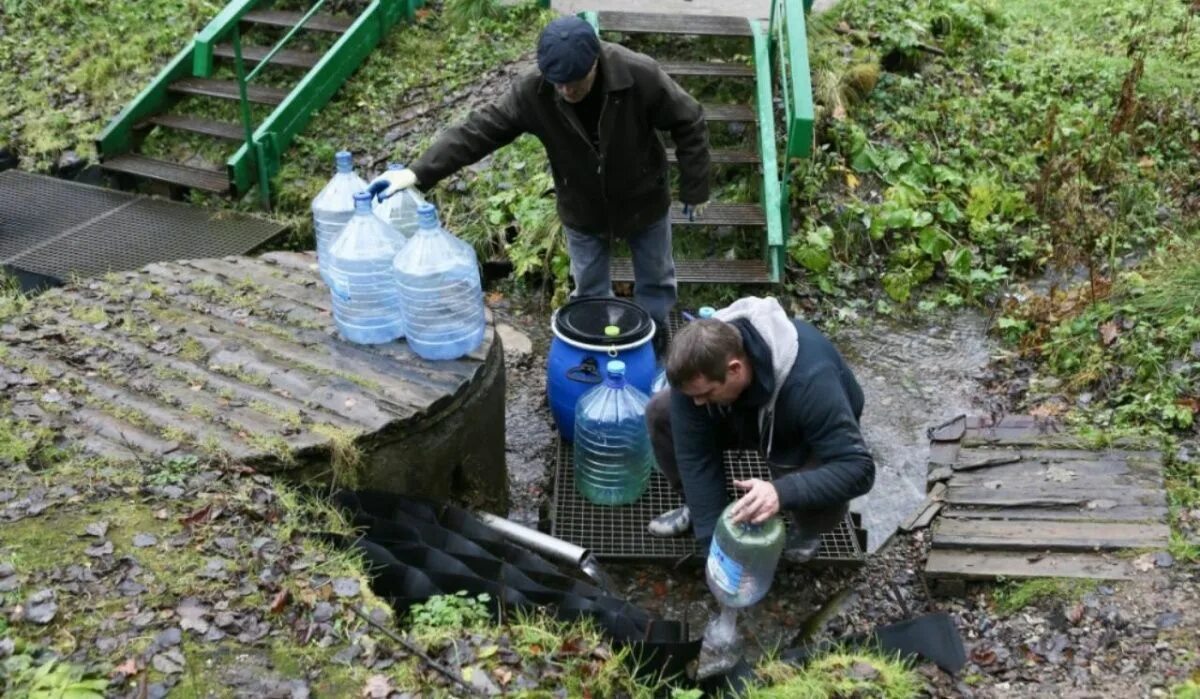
[554,297,653,346]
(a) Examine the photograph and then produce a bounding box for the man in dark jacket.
[644,297,875,561]
[372,16,711,336]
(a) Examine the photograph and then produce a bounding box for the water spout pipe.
[475,512,614,591]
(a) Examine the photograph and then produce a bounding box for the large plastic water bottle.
[705,501,785,608]
[326,191,405,345]
[573,360,653,505]
[374,163,425,241]
[313,150,369,286]
[651,306,717,393]
[393,202,486,360]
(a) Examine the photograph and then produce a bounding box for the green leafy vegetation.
[409,591,492,630]
[748,651,920,698]
[792,0,1198,312]
[1,653,109,699]
[991,577,1097,615]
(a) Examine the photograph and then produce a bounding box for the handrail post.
[230,25,271,210]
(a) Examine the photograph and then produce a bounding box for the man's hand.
[730,479,780,524]
[369,167,418,199]
[682,201,709,222]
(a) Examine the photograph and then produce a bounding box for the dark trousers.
[645,391,849,542]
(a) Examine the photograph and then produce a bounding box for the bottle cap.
[335,150,353,173]
[604,325,620,337]
[387,162,406,170]
[417,202,439,229]
[699,306,716,319]
[606,360,626,376]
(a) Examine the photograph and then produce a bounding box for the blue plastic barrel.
[547,297,656,441]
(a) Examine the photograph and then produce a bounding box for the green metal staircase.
[96,0,419,203]
[586,1,814,285]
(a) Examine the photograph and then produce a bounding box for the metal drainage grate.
[0,170,286,282]
[550,440,866,566]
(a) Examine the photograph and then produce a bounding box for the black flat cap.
[537,16,601,84]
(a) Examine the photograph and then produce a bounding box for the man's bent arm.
[771,365,875,510]
[671,391,727,541]
[410,81,528,190]
[648,67,710,206]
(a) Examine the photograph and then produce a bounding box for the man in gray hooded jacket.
[644,297,875,559]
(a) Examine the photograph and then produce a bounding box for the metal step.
[213,43,321,70]
[668,148,760,165]
[99,155,229,193]
[138,114,245,141]
[240,9,354,33]
[670,202,766,227]
[703,103,757,122]
[598,11,751,37]
[660,60,754,78]
[612,257,771,283]
[168,78,288,105]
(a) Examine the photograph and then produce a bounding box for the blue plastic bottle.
[705,502,785,608]
[326,192,405,345]
[313,151,369,286]
[651,306,716,393]
[393,202,486,360]
[573,360,653,506]
[374,163,425,241]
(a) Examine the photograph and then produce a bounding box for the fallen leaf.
[132,533,158,548]
[361,674,392,698]
[113,658,138,676]
[270,589,291,614]
[845,172,860,189]
[1099,321,1120,346]
[493,667,513,686]
[179,504,213,527]
[331,578,360,598]
[1132,553,1156,572]
[477,645,499,660]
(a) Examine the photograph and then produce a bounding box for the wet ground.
[493,294,1001,654]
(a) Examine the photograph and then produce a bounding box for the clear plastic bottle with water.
[573,360,653,506]
[374,163,425,241]
[313,151,369,286]
[326,191,405,345]
[705,502,785,608]
[651,306,716,394]
[393,202,486,360]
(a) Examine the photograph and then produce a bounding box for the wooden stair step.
[169,78,288,105]
[660,60,754,78]
[703,103,756,122]
[599,11,751,37]
[139,114,245,141]
[668,148,759,165]
[213,43,321,70]
[100,154,228,193]
[611,258,771,284]
[240,9,354,33]
[670,202,765,227]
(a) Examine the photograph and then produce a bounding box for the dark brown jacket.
[410,41,710,238]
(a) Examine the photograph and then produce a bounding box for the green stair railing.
[750,18,786,282]
[768,0,815,269]
[227,0,410,204]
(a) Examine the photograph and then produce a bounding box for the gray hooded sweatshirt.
[669,297,875,541]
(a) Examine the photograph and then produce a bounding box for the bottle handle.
[565,357,603,384]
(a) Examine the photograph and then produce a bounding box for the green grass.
[992,577,1098,615]
[747,651,920,699]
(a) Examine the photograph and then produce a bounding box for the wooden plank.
[925,549,1134,581]
[928,414,967,442]
[927,440,960,467]
[943,505,1169,524]
[945,456,1160,482]
[901,482,946,531]
[946,484,1166,508]
[932,518,1169,551]
[951,453,1023,471]
[949,469,1160,490]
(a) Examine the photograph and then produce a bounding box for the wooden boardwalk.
[911,415,1170,591]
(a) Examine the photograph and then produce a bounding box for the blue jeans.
[563,213,677,332]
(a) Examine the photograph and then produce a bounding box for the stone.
[495,322,533,356]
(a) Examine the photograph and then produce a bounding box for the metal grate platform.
[0,170,286,284]
[551,441,866,566]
